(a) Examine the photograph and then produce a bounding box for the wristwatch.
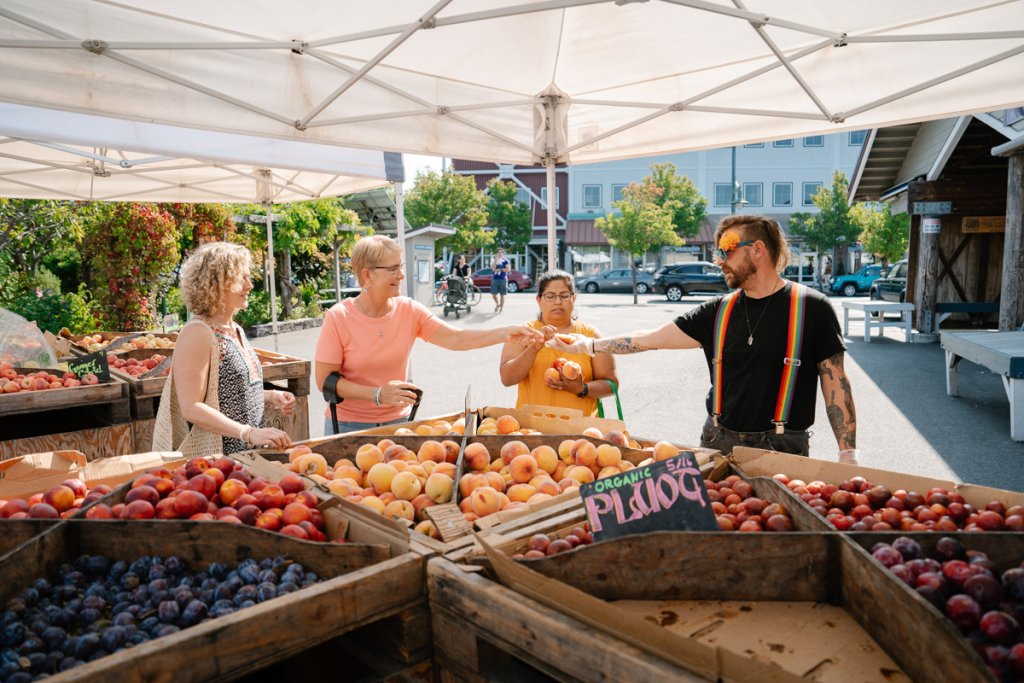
[576,383,589,398]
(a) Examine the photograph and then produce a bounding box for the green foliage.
[851,203,910,266]
[4,284,101,335]
[645,163,708,240]
[162,286,188,319]
[161,203,237,256]
[83,203,181,331]
[40,244,84,294]
[788,171,861,251]
[404,169,491,253]
[596,183,681,303]
[486,179,533,253]
[0,198,83,276]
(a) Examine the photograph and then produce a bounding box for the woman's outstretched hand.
[546,333,595,356]
[505,326,546,347]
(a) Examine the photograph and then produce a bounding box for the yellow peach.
[383,444,408,462]
[376,438,395,452]
[500,440,530,465]
[390,471,422,500]
[393,427,416,436]
[450,418,466,435]
[390,460,409,473]
[496,415,520,434]
[565,465,596,484]
[360,496,386,514]
[507,483,537,503]
[561,361,582,381]
[552,461,568,482]
[483,470,506,493]
[617,460,635,472]
[441,440,460,463]
[411,493,435,519]
[421,461,436,475]
[582,426,604,439]
[434,462,456,478]
[535,479,561,497]
[424,473,454,504]
[333,465,363,487]
[527,492,554,504]
[414,520,440,539]
[531,445,558,474]
[490,458,505,472]
[653,441,680,461]
[464,442,491,471]
[415,424,433,436]
[598,466,620,480]
[458,473,485,499]
[603,430,629,447]
[326,479,357,498]
[544,367,561,383]
[458,497,475,514]
[384,499,415,522]
[293,453,328,477]
[470,486,502,516]
[287,445,313,463]
[572,440,598,468]
[366,463,398,495]
[558,439,576,463]
[355,444,384,471]
[596,444,622,468]
[509,454,539,484]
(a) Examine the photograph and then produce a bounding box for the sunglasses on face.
[541,292,574,302]
[716,240,755,261]
[373,263,405,274]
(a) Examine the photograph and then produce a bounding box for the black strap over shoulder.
[323,372,343,436]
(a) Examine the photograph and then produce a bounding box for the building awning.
[566,219,609,246]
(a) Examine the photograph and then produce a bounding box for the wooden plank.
[0,519,57,555]
[429,557,699,683]
[962,215,1005,233]
[1004,154,1024,331]
[263,393,310,442]
[0,422,136,461]
[0,375,125,417]
[941,330,1024,378]
[1,520,423,683]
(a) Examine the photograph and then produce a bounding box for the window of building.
[539,187,560,207]
[714,183,732,206]
[743,142,764,148]
[849,130,867,146]
[773,139,794,148]
[803,135,824,147]
[802,182,822,206]
[514,187,531,207]
[582,184,602,209]
[611,184,627,203]
[773,182,793,207]
[742,182,763,207]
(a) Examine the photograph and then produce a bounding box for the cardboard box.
[0,450,184,500]
[478,404,626,437]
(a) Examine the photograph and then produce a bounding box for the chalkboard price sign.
[580,452,717,541]
[66,351,111,382]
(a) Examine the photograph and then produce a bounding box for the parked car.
[652,262,728,301]
[869,259,908,302]
[783,265,817,284]
[471,268,533,293]
[829,264,885,297]
[575,268,655,294]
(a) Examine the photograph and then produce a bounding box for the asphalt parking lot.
[259,289,1024,491]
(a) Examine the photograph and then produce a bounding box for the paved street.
[255,290,1024,491]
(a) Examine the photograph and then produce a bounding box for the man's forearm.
[818,353,857,450]
[594,336,650,355]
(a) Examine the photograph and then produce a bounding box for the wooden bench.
[935,301,1000,328]
[841,301,915,343]
[941,330,1024,441]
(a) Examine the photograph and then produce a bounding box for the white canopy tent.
[0,102,403,339]
[1,1,1023,269]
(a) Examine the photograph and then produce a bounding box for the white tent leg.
[265,201,279,351]
[546,160,556,272]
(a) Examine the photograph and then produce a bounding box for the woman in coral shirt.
[315,236,543,435]
[499,270,618,415]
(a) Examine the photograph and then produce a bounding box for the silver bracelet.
[374,386,382,406]
[239,425,253,444]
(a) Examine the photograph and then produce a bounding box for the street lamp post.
[730,146,747,215]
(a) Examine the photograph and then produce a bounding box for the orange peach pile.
[283,441,459,540]
[0,479,113,520]
[0,362,98,393]
[391,417,466,437]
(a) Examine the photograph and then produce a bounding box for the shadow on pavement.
[845,336,1024,489]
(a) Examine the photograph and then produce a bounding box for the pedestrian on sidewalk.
[491,247,510,313]
[548,215,858,462]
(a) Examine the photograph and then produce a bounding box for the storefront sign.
[961,216,1005,233]
[66,351,111,382]
[580,452,717,541]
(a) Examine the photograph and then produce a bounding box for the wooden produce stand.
[255,347,311,442]
[0,372,131,461]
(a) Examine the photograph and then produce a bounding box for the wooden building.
[850,112,1024,333]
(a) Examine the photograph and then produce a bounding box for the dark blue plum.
[277,582,298,595]
[207,562,227,581]
[40,627,66,650]
[18,636,44,654]
[100,626,127,652]
[73,634,100,660]
[58,656,81,672]
[154,624,179,638]
[2,622,26,648]
[157,601,179,624]
[120,573,140,591]
[180,600,208,627]
[164,557,185,575]
[77,608,101,628]
[85,556,110,578]
[256,583,277,602]
[112,613,135,628]
[108,561,128,581]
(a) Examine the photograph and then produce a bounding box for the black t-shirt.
[451,263,470,277]
[674,281,845,432]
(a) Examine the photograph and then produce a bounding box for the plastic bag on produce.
[0,308,61,369]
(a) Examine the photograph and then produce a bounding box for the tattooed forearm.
[595,337,648,355]
[819,353,857,450]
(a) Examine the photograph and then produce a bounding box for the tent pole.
[265,200,279,351]
[546,159,556,272]
[396,180,409,296]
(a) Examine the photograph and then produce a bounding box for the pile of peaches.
[512,523,594,559]
[775,473,1024,532]
[84,456,331,542]
[390,417,466,437]
[0,478,112,520]
[108,352,170,377]
[0,362,99,393]
[708,474,796,532]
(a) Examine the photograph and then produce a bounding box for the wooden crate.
[107,348,173,420]
[0,369,126,418]
[253,347,311,397]
[64,331,177,354]
[464,532,953,682]
[0,518,58,555]
[0,422,135,462]
[0,519,426,682]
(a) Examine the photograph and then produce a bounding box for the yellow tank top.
[516,319,600,416]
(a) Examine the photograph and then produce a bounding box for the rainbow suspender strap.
[710,291,741,427]
[772,284,808,433]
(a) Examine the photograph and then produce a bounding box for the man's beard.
[722,253,755,289]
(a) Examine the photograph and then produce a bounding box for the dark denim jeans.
[700,414,810,457]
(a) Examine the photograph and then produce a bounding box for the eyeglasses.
[372,263,405,274]
[715,240,755,261]
[541,292,575,302]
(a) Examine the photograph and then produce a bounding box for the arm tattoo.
[595,336,648,355]
[820,353,857,450]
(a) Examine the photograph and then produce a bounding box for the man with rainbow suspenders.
[547,215,859,463]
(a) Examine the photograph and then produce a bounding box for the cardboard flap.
[519,403,584,420]
[480,405,627,436]
[0,450,186,499]
[477,533,719,680]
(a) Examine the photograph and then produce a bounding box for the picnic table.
[841,301,915,343]
[941,330,1024,441]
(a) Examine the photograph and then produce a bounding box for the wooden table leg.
[864,310,873,343]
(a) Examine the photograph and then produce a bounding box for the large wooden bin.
[0,518,425,682]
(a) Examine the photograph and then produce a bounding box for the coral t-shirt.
[315,297,444,423]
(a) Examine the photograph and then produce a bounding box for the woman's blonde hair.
[351,235,403,286]
[180,242,253,317]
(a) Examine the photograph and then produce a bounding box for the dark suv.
[652,262,729,301]
[869,259,908,302]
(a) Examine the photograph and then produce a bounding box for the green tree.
[595,182,682,304]
[162,203,237,255]
[645,162,708,240]
[404,169,491,254]
[851,202,909,268]
[0,199,83,277]
[84,203,180,330]
[486,178,533,254]
[787,171,861,280]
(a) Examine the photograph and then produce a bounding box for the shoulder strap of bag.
[595,379,623,420]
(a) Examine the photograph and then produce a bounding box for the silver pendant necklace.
[742,279,782,346]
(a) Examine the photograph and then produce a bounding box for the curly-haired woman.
[172,242,294,453]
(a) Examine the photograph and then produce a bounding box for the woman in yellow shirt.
[500,270,618,415]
